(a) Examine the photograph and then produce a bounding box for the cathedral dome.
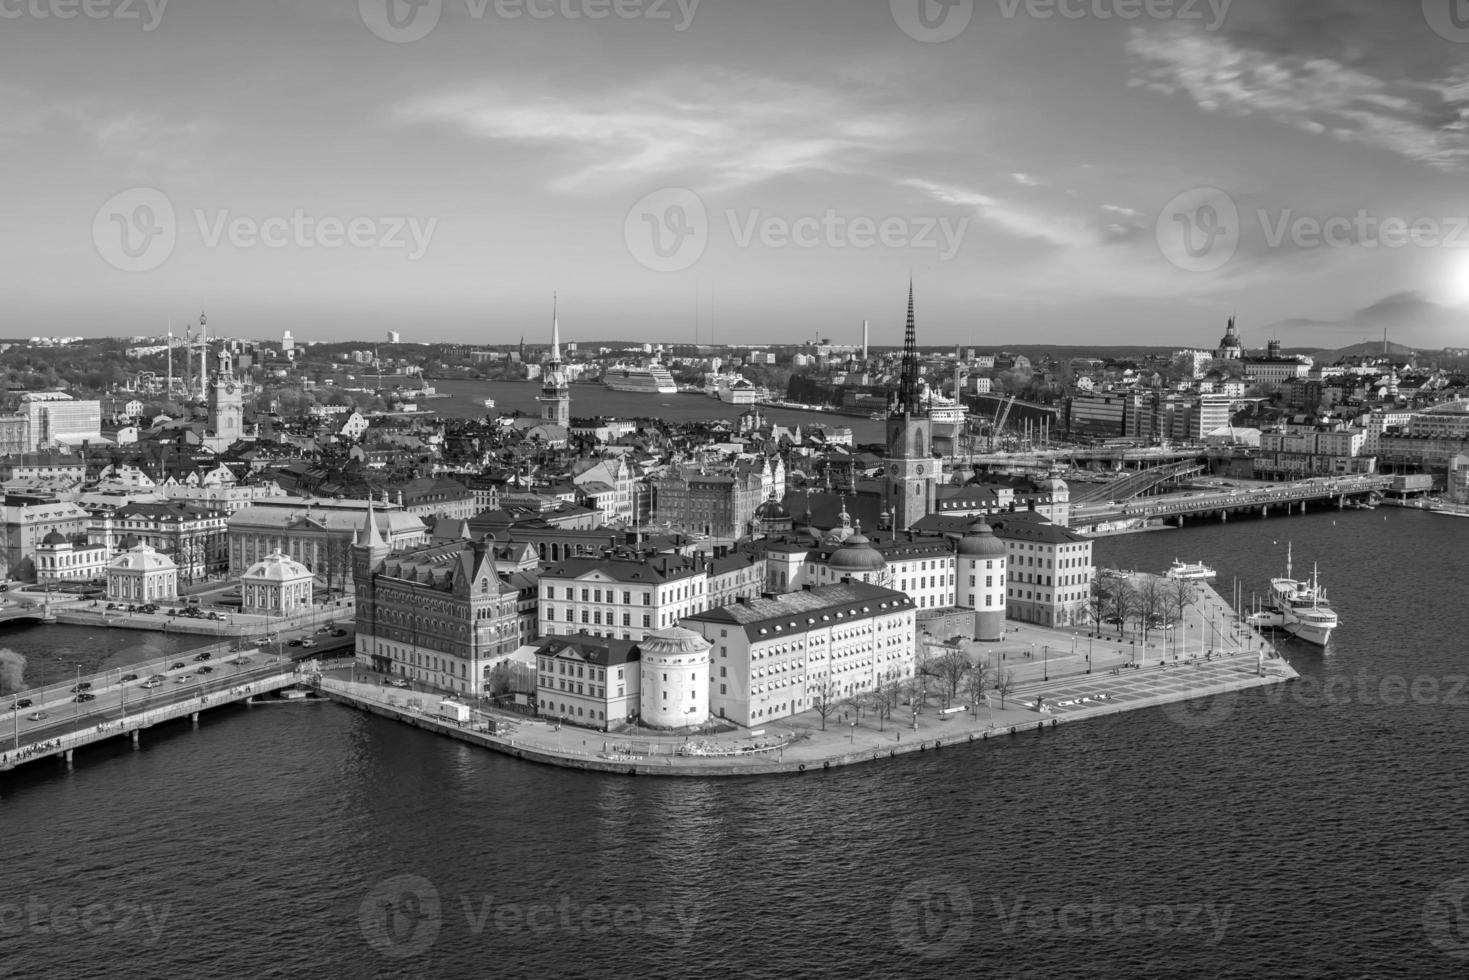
[755,497,790,521]
[956,519,1006,558]
[828,533,887,573]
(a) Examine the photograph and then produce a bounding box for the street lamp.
[1043,645,1049,681]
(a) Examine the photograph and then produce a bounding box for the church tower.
[885,282,937,531]
[207,344,243,448]
[538,296,571,428]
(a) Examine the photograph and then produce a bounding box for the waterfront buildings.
[532,633,641,729]
[352,517,522,697]
[683,581,917,727]
[227,497,426,584]
[35,530,109,583]
[103,501,229,584]
[0,497,91,582]
[537,553,708,642]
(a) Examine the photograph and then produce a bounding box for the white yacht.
[604,363,678,395]
[1268,544,1338,647]
[1165,559,1216,581]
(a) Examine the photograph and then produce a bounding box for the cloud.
[1126,26,1469,170]
[392,73,916,194]
[1010,172,1039,187]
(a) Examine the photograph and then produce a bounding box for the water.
[424,377,889,443]
[2,510,1468,978]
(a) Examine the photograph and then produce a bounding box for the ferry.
[1164,559,1217,581]
[1268,544,1338,647]
[604,364,678,395]
[481,397,496,410]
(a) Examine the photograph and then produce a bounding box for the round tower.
[956,519,1007,641]
[638,626,711,730]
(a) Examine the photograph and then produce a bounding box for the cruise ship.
[1268,544,1338,647]
[603,363,678,395]
[1165,559,1216,581]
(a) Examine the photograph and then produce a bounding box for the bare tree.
[810,680,839,732]
[871,678,902,731]
[994,668,1016,709]
[1088,577,1115,633]
[840,693,866,727]
[1110,581,1139,639]
[1168,578,1199,656]
[903,675,930,716]
[962,661,991,713]
[934,646,970,710]
[1139,576,1166,644]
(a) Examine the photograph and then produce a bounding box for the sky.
[6,0,1469,351]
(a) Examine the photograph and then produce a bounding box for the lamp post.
[1043,645,1049,682]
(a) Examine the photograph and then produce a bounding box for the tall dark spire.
[894,279,923,416]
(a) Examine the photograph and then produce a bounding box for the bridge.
[967,446,1206,472]
[1068,476,1391,530]
[0,655,307,772]
[1067,460,1206,505]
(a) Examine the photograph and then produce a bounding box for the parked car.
[287,639,303,648]
[315,626,332,634]
[331,628,348,637]
[10,698,32,710]
[300,639,317,649]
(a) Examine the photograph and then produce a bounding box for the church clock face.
[890,465,900,476]
[916,464,925,476]
[225,384,237,395]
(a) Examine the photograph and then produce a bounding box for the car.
[331,628,347,637]
[316,626,332,634]
[26,712,48,721]
[121,673,139,682]
[73,693,96,703]
[170,662,186,671]
[10,698,32,710]
[71,682,92,692]
[140,680,162,689]
[174,677,191,684]
[300,639,316,649]
[197,666,214,674]
[193,652,212,662]
[287,639,303,648]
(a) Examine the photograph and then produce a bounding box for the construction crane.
[990,395,1016,452]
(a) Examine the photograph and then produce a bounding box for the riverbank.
[316,580,1293,777]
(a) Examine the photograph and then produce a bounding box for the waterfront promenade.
[318,581,1296,777]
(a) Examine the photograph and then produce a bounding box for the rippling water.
[3,509,1467,978]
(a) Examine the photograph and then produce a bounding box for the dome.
[40,530,68,546]
[242,548,312,582]
[108,543,176,572]
[828,533,887,572]
[639,626,713,658]
[755,497,790,520]
[956,519,1007,558]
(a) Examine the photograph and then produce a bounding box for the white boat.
[604,363,678,395]
[1268,544,1338,647]
[1165,559,1216,581]
[481,397,496,409]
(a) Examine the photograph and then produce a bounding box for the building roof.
[531,632,640,667]
[685,581,913,638]
[638,626,712,658]
[242,548,313,582]
[827,532,887,572]
[108,543,176,572]
[540,555,704,584]
[956,519,1006,558]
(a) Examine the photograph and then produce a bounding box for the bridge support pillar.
[1261,505,1268,518]
[64,749,73,767]
[1220,510,1227,523]
[1337,496,1344,510]
[191,712,199,726]
[131,730,140,748]
[1175,516,1184,528]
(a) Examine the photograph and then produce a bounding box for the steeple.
[549,293,562,366]
[893,279,924,417]
[356,498,387,550]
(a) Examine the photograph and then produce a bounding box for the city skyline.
[8,0,1469,347]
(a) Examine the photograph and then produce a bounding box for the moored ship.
[604,363,678,395]
[1165,559,1216,581]
[1268,544,1338,647]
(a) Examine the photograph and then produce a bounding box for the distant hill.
[1313,340,1421,363]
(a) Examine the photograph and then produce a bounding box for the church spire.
[356,497,387,550]
[550,292,562,365]
[893,279,923,417]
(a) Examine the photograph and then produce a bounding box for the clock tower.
[885,282,936,531]
[208,346,243,448]
[538,295,571,428]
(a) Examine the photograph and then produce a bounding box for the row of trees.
[1089,575,1200,647]
[808,647,1020,732]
